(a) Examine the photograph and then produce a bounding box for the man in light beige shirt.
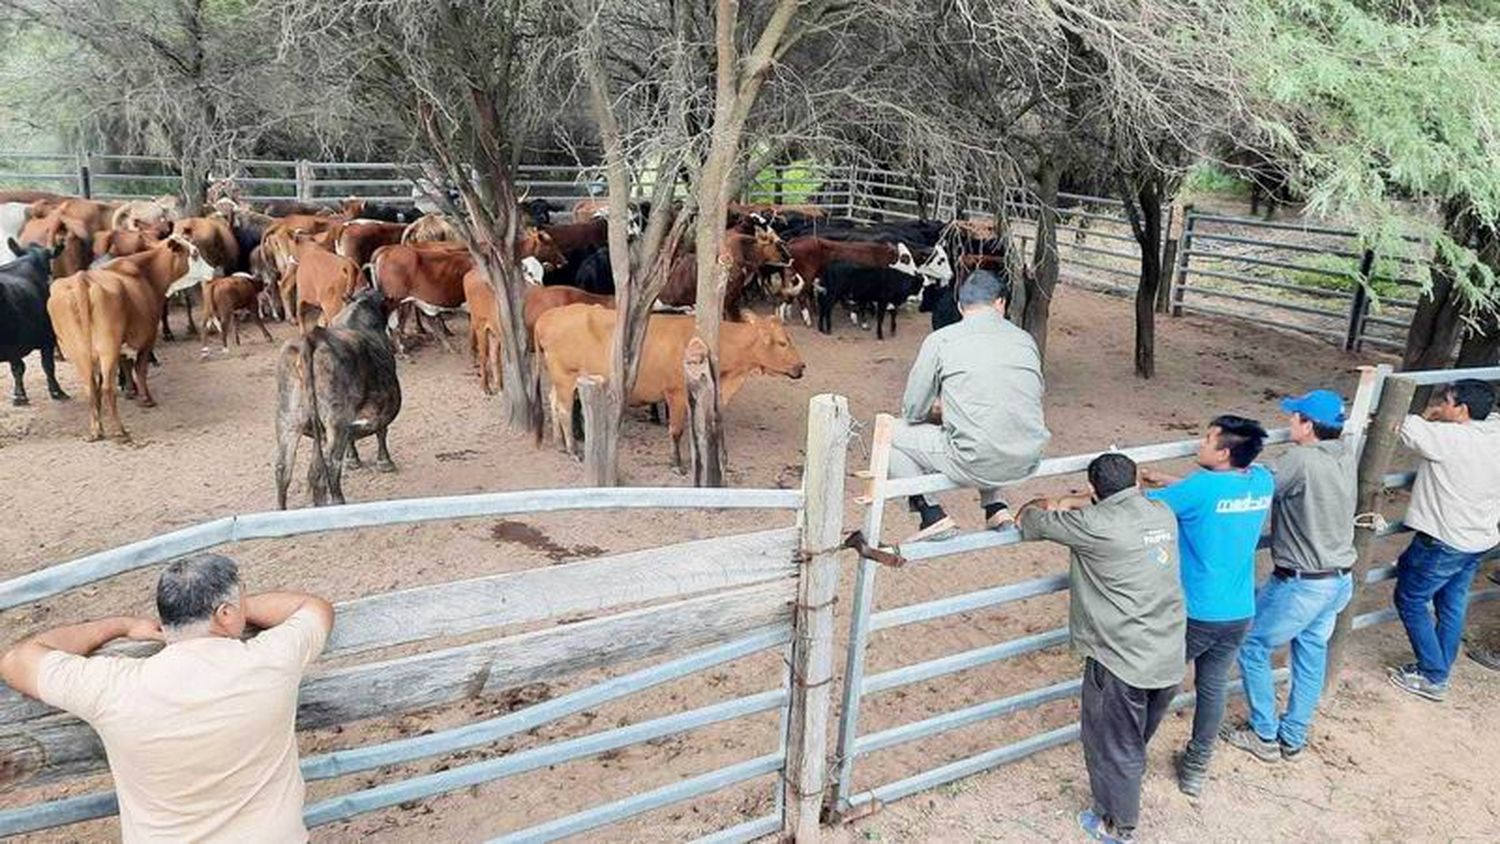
[0,554,333,842]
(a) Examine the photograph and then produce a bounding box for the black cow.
[274,286,402,509]
[818,260,923,339]
[0,239,68,405]
[571,246,615,295]
[351,202,421,224]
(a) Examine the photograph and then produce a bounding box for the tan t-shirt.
[37,608,329,843]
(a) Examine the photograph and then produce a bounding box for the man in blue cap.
[1221,389,1356,763]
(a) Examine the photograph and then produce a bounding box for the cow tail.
[300,327,331,500]
[529,319,546,448]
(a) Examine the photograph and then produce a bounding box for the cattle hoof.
[139,398,157,408]
[375,460,397,474]
[49,390,69,401]
[11,396,28,407]
[85,432,104,443]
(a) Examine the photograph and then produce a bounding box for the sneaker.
[985,507,1015,531]
[1077,809,1133,843]
[1174,747,1210,797]
[1489,568,1500,587]
[1280,741,1305,762]
[1467,641,1500,672]
[1388,665,1448,702]
[901,515,959,544]
[1220,724,1280,763]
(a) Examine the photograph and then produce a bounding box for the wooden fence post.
[783,394,850,842]
[296,159,313,203]
[1325,370,1413,691]
[577,375,618,487]
[684,337,725,487]
[1345,249,1375,352]
[1170,204,1196,317]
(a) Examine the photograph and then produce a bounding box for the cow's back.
[0,272,51,350]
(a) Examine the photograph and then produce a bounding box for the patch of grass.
[1284,252,1409,299]
[1181,162,1250,199]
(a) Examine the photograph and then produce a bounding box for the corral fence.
[0,396,852,842]
[1169,205,1430,352]
[827,361,1500,818]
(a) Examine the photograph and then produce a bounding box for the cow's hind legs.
[274,420,300,510]
[9,358,27,406]
[324,427,353,505]
[133,353,156,408]
[344,440,364,469]
[41,345,68,400]
[375,429,396,473]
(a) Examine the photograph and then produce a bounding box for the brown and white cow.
[368,241,474,351]
[656,229,792,319]
[533,305,805,471]
[46,236,215,440]
[781,236,919,326]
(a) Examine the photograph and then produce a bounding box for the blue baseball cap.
[1281,389,1347,427]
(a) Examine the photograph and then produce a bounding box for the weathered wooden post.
[783,394,850,842]
[684,337,725,487]
[1325,369,1412,691]
[576,375,618,487]
[295,159,314,203]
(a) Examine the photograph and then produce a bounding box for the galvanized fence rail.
[0,396,854,843]
[829,363,1498,817]
[1170,207,1430,352]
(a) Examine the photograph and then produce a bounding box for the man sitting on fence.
[890,268,1050,543]
[1141,415,1272,797]
[1388,379,1500,701]
[1018,452,1184,844]
[1221,389,1355,763]
[0,554,334,842]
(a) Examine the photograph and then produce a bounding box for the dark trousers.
[1080,658,1177,834]
[1184,617,1252,758]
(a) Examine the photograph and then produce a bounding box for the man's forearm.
[32,617,138,657]
[243,591,333,630]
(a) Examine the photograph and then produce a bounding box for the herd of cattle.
[0,187,1008,505]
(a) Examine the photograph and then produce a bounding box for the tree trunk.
[684,337,725,486]
[1402,202,1475,371]
[1124,178,1164,379]
[1023,155,1060,362]
[577,375,619,486]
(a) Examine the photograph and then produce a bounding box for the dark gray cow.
[0,239,68,405]
[274,286,402,509]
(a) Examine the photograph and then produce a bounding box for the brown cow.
[46,237,215,440]
[173,216,240,273]
[656,230,792,319]
[369,241,474,351]
[111,196,182,232]
[0,190,61,205]
[534,305,805,470]
[570,198,610,223]
[401,213,461,244]
[727,202,827,221]
[287,237,363,331]
[337,220,407,267]
[92,225,168,263]
[30,198,115,235]
[19,211,93,279]
[524,284,614,342]
[539,217,607,255]
[200,274,276,351]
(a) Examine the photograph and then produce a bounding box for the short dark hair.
[1088,452,1138,501]
[1443,379,1496,421]
[1296,413,1344,442]
[958,268,1011,307]
[157,554,240,630]
[1210,415,1267,468]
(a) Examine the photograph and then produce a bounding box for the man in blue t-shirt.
[1142,414,1272,797]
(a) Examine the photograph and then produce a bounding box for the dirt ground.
[2,281,1494,843]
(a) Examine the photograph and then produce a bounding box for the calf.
[200,274,276,351]
[288,238,363,330]
[656,230,791,319]
[274,286,402,508]
[817,261,924,339]
[0,240,68,405]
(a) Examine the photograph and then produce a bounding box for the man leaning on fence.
[1141,414,1272,797]
[890,268,1051,544]
[1221,389,1355,764]
[1388,379,1500,701]
[0,554,334,843]
[1018,453,1184,844]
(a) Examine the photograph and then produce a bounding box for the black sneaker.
[1220,724,1279,763]
[1175,747,1210,797]
[1279,741,1305,762]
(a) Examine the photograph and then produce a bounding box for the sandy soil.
[2,280,1493,843]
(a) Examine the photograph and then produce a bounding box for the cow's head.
[341,198,367,218]
[337,285,392,334]
[744,312,806,380]
[20,211,90,277]
[5,237,59,281]
[520,255,545,285]
[164,235,217,296]
[750,229,791,268]
[888,242,918,276]
[917,244,954,286]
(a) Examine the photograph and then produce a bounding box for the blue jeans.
[1237,572,1353,750]
[1394,533,1484,685]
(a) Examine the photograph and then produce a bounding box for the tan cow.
[533,305,805,470]
[111,195,182,231]
[287,237,362,331]
[19,211,93,278]
[46,237,215,440]
[200,274,275,351]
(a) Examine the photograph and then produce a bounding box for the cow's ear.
[6,237,21,256]
[742,310,759,324]
[61,215,91,242]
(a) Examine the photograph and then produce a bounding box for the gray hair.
[156,554,240,631]
[958,268,1010,307]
